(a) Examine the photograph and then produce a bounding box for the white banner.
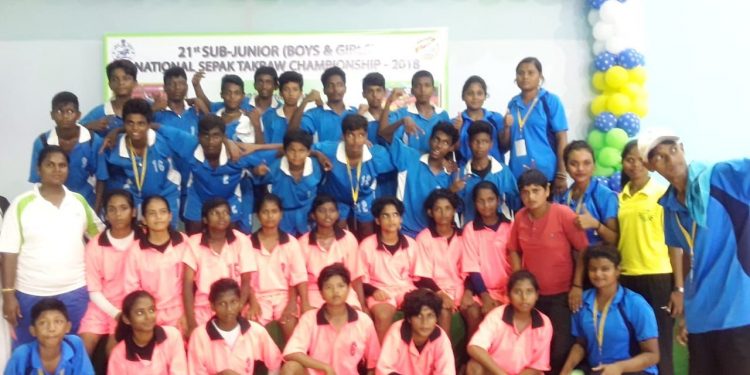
[104,30,448,107]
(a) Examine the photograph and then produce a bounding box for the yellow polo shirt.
[617,178,672,275]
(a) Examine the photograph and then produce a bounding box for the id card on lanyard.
[346,156,362,230]
[514,97,539,158]
[675,213,697,281]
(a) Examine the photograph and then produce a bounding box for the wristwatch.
[673,286,684,293]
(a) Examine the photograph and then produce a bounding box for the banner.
[104,29,448,107]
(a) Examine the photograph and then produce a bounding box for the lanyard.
[345,156,362,206]
[128,139,148,192]
[592,296,614,366]
[516,97,539,133]
[675,213,697,280]
[566,189,585,214]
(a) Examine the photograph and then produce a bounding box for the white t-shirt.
[211,320,241,348]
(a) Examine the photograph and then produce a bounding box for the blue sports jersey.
[572,286,658,374]
[256,156,323,236]
[313,141,394,222]
[506,89,568,180]
[153,102,201,137]
[209,98,254,113]
[456,108,507,164]
[660,159,750,333]
[389,104,450,154]
[29,126,102,207]
[362,111,397,198]
[262,106,291,144]
[301,104,358,142]
[80,101,123,136]
[4,334,94,375]
[459,156,520,223]
[388,138,453,237]
[555,178,619,245]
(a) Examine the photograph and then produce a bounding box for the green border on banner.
[102,28,449,105]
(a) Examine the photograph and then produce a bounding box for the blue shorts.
[14,286,89,346]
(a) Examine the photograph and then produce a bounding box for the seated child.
[107,291,187,374]
[467,271,553,375]
[187,278,282,374]
[376,289,456,375]
[4,298,94,375]
[281,263,380,375]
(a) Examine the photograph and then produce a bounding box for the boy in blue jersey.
[153,66,203,137]
[360,72,397,198]
[289,66,357,142]
[263,71,304,144]
[192,67,280,114]
[457,121,520,223]
[30,92,104,210]
[383,70,450,153]
[378,89,460,238]
[4,298,94,375]
[81,59,138,136]
[312,114,395,239]
[640,128,750,374]
[252,130,324,236]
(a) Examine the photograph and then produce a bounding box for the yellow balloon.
[592,71,606,92]
[629,66,648,85]
[590,94,609,116]
[632,97,649,117]
[620,82,644,101]
[606,93,632,116]
[605,66,629,90]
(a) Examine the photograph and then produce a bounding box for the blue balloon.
[595,52,617,72]
[590,0,608,9]
[616,112,641,137]
[617,49,642,69]
[608,172,623,192]
[595,112,617,132]
[593,176,610,187]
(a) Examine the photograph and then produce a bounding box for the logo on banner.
[415,36,438,60]
[112,39,135,60]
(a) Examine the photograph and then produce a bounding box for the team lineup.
[1,56,749,375]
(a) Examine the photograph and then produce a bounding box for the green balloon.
[599,147,621,168]
[605,128,629,150]
[594,162,615,177]
[587,130,606,151]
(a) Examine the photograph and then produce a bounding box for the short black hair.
[283,129,312,150]
[372,196,404,218]
[462,75,488,96]
[201,197,230,220]
[362,72,385,91]
[516,57,543,75]
[517,169,549,190]
[209,278,241,303]
[106,59,138,81]
[279,71,303,90]
[423,188,461,213]
[221,74,245,93]
[37,145,70,168]
[341,114,368,134]
[141,195,171,217]
[563,140,595,165]
[584,245,622,268]
[256,193,282,214]
[163,66,187,84]
[467,120,493,141]
[411,70,434,88]
[51,91,79,111]
[31,298,69,325]
[254,66,279,84]
[507,270,540,293]
[321,66,346,86]
[431,122,459,145]
[472,180,500,203]
[317,263,351,290]
[123,98,153,123]
[198,114,226,135]
[402,288,442,320]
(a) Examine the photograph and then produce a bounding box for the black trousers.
[620,273,674,375]
[537,293,573,375]
[688,324,750,375]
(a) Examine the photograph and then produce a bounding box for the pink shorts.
[308,288,361,310]
[257,292,293,325]
[471,288,509,307]
[78,303,118,335]
[157,304,186,335]
[366,286,414,310]
[193,305,213,327]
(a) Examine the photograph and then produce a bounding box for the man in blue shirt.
[289,66,357,143]
[80,59,138,136]
[263,71,304,144]
[640,128,750,374]
[4,298,95,374]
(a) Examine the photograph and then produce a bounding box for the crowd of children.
[0,56,748,375]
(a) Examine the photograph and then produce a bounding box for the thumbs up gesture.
[576,206,601,230]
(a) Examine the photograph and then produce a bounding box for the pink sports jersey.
[376,320,455,375]
[187,318,282,374]
[359,234,417,305]
[462,218,513,303]
[414,227,466,304]
[107,325,187,374]
[184,230,257,325]
[468,305,553,375]
[283,305,380,374]
[298,228,364,308]
[123,231,189,328]
[248,230,307,296]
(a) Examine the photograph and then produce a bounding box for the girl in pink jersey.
[108,290,187,374]
[79,189,137,356]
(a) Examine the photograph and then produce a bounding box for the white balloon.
[606,36,626,54]
[599,0,624,23]
[588,9,600,27]
[593,21,616,41]
[593,40,606,55]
